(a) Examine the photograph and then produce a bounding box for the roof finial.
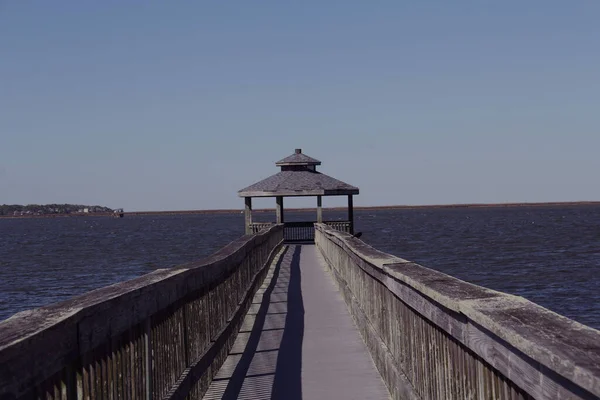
[295,148,302,154]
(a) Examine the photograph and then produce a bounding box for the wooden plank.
[82,353,91,400]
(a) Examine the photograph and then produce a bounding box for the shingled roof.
[238,148,359,197]
[276,149,321,166]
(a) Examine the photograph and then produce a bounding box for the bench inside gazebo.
[238,148,359,243]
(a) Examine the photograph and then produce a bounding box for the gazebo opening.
[238,148,359,242]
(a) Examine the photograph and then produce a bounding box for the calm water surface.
[1,206,599,329]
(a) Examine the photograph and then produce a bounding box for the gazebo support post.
[276,196,284,224]
[348,195,354,235]
[244,197,253,235]
[317,195,323,223]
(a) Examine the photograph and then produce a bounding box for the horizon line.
[123,200,600,214]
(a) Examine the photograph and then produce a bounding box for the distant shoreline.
[2,201,599,219]
[125,201,600,215]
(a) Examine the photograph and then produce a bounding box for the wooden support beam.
[276,196,284,223]
[244,197,253,234]
[348,195,354,235]
[317,196,323,223]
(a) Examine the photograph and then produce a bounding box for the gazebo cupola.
[276,148,321,172]
[238,148,359,241]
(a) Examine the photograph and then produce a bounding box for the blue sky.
[1,1,599,211]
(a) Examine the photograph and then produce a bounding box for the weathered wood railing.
[324,220,351,233]
[249,222,274,233]
[251,221,350,241]
[283,221,315,242]
[315,223,600,400]
[0,225,284,400]
[283,220,351,242]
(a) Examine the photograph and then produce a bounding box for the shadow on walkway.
[206,245,305,400]
[271,245,304,400]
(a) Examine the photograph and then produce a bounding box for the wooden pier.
[2,149,600,400]
[203,244,389,399]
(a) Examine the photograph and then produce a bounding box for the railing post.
[244,197,253,235]
[317,196,322,223]
[347,195,354,235]
[276,196,284,223]
[182,305,189,366]
[66,362,78,400]
[144,318,153,400]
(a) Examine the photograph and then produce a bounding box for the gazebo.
[238,148,359,242]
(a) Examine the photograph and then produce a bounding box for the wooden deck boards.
[203,244,390,400]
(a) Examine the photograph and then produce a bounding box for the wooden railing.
[324,220,351,233]
[283,220,351,243]
[0,225,284,400]
[249,222,274,233]
[315,223,600,400]
[284,221,315,242]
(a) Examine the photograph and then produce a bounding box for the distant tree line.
[0,204,114,216]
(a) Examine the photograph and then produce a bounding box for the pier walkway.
[203,244,390,399]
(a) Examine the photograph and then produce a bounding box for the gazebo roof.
[238,148,359,197]
[276,149,321,166]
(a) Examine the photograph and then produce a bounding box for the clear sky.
[1,1,599,211]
